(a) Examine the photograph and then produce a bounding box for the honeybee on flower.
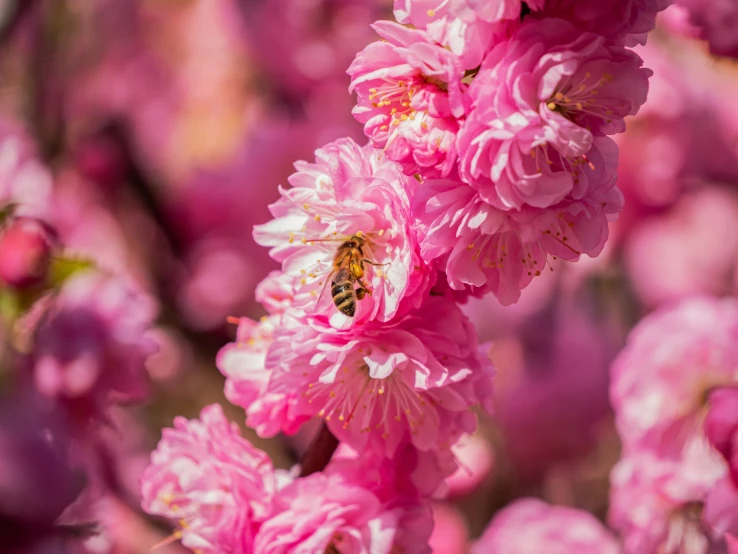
[253,137,432,327]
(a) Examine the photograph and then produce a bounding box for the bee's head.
[347,234,365,247]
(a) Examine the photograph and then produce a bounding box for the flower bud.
[0,218,52,289]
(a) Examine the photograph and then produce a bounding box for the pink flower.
[394,0,530,26]
[472,498,619,554]
[457,18,649,210]
[253,471,404,554]
[392,0,526,68]
[253,137,431,327]
[705,387,738,487]
[610,296,738,456]
[0,124,53,219]
[140,404,275,554]
[428,503,468,554]
[30,271,158,422]
[609,449,725,553]
[260,297,494,456]
[332,440,458,501]
[676,0,738,58]
[412,159,622,304]
[446,434,495,497]
[704,477,738,544]
[623,188,738,307]
[348,22,464,178]
[536,0,668,47]
[216,315,309,438]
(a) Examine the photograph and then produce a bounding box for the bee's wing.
[315,266,339,311]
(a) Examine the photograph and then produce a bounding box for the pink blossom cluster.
[608,296,738,552]
[138,1,671,551]
[142,404,434,554]
[347,0,664,304]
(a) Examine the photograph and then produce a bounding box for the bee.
[317,235,379,318]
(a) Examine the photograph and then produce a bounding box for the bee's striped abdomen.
[332,281,356,317]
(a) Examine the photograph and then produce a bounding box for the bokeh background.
[1,1,737,552]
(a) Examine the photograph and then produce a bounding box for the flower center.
[303,362,428,439]
[546,71,614,123]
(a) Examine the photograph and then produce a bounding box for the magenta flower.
[216,315,309,438]
[253,471,399,554]
[705,387,738,487]
[678,0,738,58]
[412,158,622,304]
[30,271,158,422]
[536,0,668,46]
[457,18,649,210]
[140,404,275,554]
[253,137,431,327]
[704,477,738,545]
[610,296,738,456]
[472,498,619,554]
[258,297,494,456]
[348,22,465,178]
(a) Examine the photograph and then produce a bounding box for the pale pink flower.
[30,271,157,422]
[0,124,53,219]
[457,18,649,210]
[610,296,738,456]
[252,471,401,554]
[609,448,725,554]
[216,315,309,438]
[536,0,669,47]
[394,0,529,26]
[705,387,738,487]
[624,188,738,307]
[348,22,464,178]
[412,158,622,304]
[328,445,437,553]
[140,404,275,554]
[253,137,431,327]
[254,270,295,315]
[393,0,526,68]
[472,498,619,554]
[260,297,494,456]
[446,434,495,497]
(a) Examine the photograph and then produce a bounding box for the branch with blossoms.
[3,0,738,552]
[135,1,687,552]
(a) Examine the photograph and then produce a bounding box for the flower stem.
[299,424,339,477]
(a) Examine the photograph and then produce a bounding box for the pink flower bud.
[0,218,52,289]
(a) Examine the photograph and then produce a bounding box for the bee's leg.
[356,288,367,300]
[350,260,365,279]
[362,259,390,267]
[356,277,372,297]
